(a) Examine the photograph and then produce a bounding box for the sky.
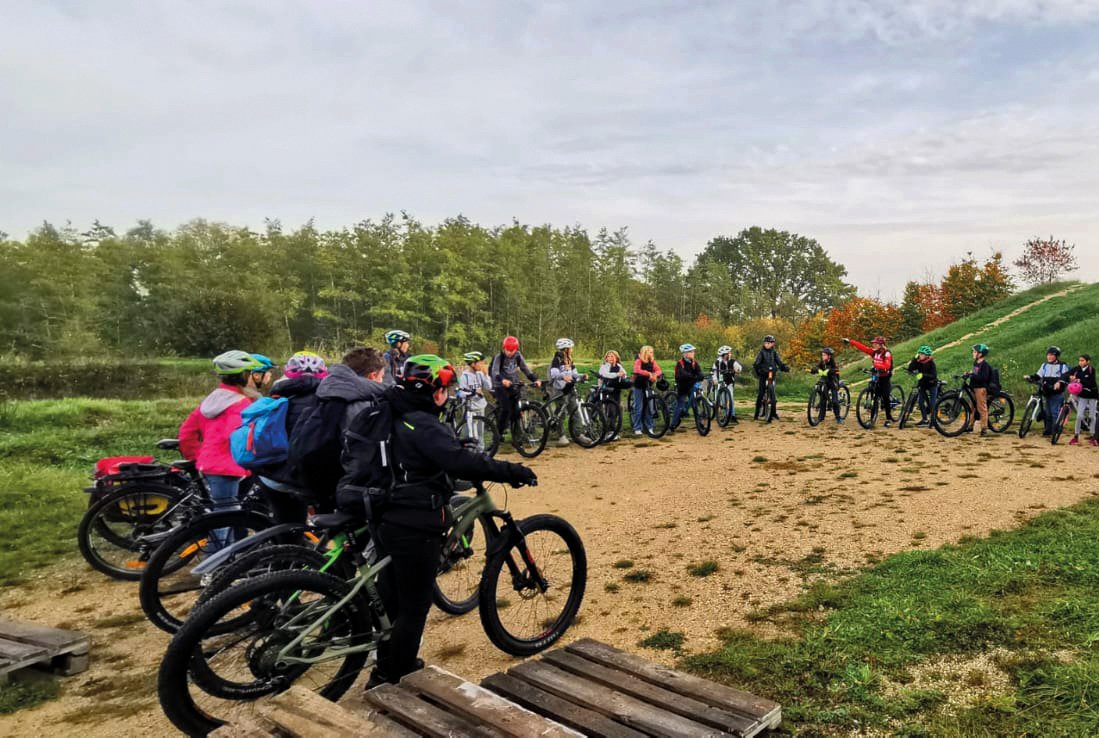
[3,0,1099,298]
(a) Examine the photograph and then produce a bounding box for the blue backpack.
[231,397,290,468]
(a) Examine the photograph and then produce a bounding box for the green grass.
[688,560,720,577]
[0,679,60,714]
[639,629,687,652]
[0,397,192,585]
[682,497,1099,735]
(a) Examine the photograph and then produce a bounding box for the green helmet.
[212,350,262,376]
[462,351,484,364]
[972,343,990,357]
[402,354,457,394]
[917,345,933,356]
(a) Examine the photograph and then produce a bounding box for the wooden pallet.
[222,639,780,737]
[0,619,90,684]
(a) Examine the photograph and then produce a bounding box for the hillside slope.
[840,281,1096,400]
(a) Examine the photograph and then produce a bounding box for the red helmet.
[871,336,887,346]
[502,336,520,351]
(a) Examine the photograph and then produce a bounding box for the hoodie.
[255,375,323,485]
[315,363,386,431]
[178,384,253,477]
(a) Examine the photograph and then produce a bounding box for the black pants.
[876,375,894,420]
[374,520,443,682]
[495,387,520,435]
[755,377,772,417]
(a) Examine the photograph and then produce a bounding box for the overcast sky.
[3,1,1098,298]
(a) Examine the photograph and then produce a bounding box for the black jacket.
[969,360,992,389]
[384,386,531,531]
[906,358,938,389]
[1067,365,1098,400]
[674,358,704,395]
[814,358,841,389]
[256,375,321,486]
[753,347,788,378]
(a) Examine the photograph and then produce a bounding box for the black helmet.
[1047,346,1062,357]
[763,335,776,343]
[822,347,835,356]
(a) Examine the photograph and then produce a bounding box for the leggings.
[1075,397,1098,437]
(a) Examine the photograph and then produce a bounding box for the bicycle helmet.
[1068,381,1084,396]
[555,338,574,350]
[212,350,262,376]
[250,353,276,371]
[656,377,670,391]
[385,329,411,347]
[821,347,835,356]
[917,345,933,356]
[402,354,457,395]
[717,345,732,356]
[763,335,776,343]
[502,336,520,352]
[679,343,696,353]
[284,350,328,378]
[1047,346,1062,357]
[972,343,990,357]
[462,351,484,364]
[871,335,887,346]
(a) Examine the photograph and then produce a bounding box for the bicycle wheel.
[158,570,371,737]
[933,392,972,437]
[988,393,1015,433]
[478,514,587,657]
[644,395,671,438]
[897,392,919,430]
[807,387,824,427]
[511,402,549,458]
[1051,404,1071,445]
[467,414,500,457]
[599,399,622,442]
[837,385,851,420]
[434,515,492,615]
[716,387,734,428]
[195,543,331,610]
[693,397,713,436]
[568,402,606,448]
[77,483,187,581]
[856,388,878,429]
[1018,398,1038,439]
[626,389,635,417]
[138,510,274,634]
[890,385,905,418]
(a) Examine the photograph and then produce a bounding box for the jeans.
[671,393,691,427]
[205,474,243,551]
[726,382,737,417]
[1045,393,1064,435]
[374,521,443,682]
[631,387,647,431]
[917,385,939,421]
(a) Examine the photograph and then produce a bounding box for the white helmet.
[555,338,574,350]
[679,343,696,353]
[717,345,733,356]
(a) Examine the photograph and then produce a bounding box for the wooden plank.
[566,638,781,728]
[0,640,50,674]
[0,620,89,655]
[365,683,505,738]
[403,665,582,738]
[337,689,421,738]
[544,649,757,736]
[261,686,394,737]
[482,672,647,738]
[209,716,276,737]
[509,661,732,738]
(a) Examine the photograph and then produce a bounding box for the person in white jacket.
[456,351,494,450]
[711,345,743,423]
[548,338,588,445]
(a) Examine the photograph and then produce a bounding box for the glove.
[509,465,538,488]
[842,338,850,344]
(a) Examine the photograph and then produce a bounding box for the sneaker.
[729,416,739,424]
[1089,438,1098,447]
[633,430,643,437]
[1069,436,1079,445]
[556,436,571,447]
[836,417,844,425]
[915,419,929,427]
[1042,430,1051,437]
[883,420,893,428]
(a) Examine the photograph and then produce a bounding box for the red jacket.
[849,339,893,375]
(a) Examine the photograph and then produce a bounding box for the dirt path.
[2,419,1096,737]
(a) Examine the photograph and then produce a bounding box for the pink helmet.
[284,351,328,378]
[1067,381,1083,396]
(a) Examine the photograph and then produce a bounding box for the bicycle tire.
[626,389,635,417]
[693,396,713,436]
[568,402,606,449]
[837,385,851,420]
[511,402,549,458]
[807,387,824,427]
[890,385,905,418]
[138,509,274,634]
[77,482,187,581]
[644,395,671,438]
[434,516,493,615]
[988,393,1015,434]
[897,392,918,430]
[716,387,734,428]
[1051,404,1070,445]
[195,544,331,609]
[856,388,877,429]
[1018,397,1038,439]
[158,570,370,737]
[933,392,972,437]
[467,414,500,457]
[478,514,587,657]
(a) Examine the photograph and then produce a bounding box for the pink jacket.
[178,385,253,477]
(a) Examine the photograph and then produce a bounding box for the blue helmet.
[250,353,276,371]
[679,343,696,353]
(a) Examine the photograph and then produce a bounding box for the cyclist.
[457,351,493,416]
[968,343,992,436]
[364,355,537,687]
[248,353,278,396]
[670,343,703,430]
[178,350,262,547]
[906,345,939,427]
[711,345,742,423]
[1064,354,1098,446]
[753,335,789,421]
[843,335,895,426]
[489,336,541,437]
[631,345,664,436]
[598,350,629,398]
[382,330,412,386]
[548,338,587,446]
[1024,346,1069,436]
[814,347,843,424]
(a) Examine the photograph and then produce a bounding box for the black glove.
[509,465,538,488]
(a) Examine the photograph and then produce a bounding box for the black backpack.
[988,365,1001,395]
[335,398,396,519]
[287,397,349,502]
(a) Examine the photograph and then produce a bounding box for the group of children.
[1025,346,1098,445]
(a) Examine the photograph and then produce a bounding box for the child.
[457,351,494,449]
[1065,354,1098,446]
[490,336,541,436]
[815,347,843,423]
[906,345,938,426]
[549,338,587,445]
[671,343,704,430]
[631,345,664,435]
[382,329,412,386]
[711,345,742,423]
[598,350,629,397]
[753,335,789,421]
[843,335,895,425]
[1024,346,1069,436]
[248,353,278,396]
[178,350,262,547]
[968,343,992,436]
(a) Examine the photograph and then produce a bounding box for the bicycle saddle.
[156,438,180,450]
[310,511,359,531]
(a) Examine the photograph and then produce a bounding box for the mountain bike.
[855,369,905,429]
[443,392,500,457]
[634,381,671,438]
[587,382,625,442]
[1049,393,1092,445]
[932,374,1015,438]
[156,481,586,736]
[703,375,737,428]
[494,383,550,458]
[757,370,779,422]
[528,380,606,451]
[897,371,944,429]
[687,381,713,436]
[806,370,851,426]
[1018,377,1051,439]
